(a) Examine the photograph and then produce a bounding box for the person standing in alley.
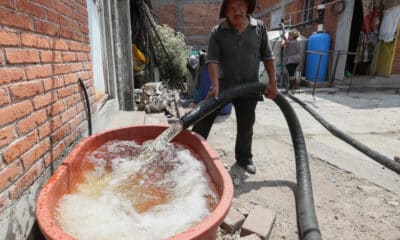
[281,30,301,89]
[192,0,278,174]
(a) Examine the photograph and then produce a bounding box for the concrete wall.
[0,0,95,238]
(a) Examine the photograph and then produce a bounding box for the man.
[192,0,278,174]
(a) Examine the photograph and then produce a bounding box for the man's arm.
[207,63,219,99]
[263,59,278,99]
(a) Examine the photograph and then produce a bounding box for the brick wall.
[0,0,95,238]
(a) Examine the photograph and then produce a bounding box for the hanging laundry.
[379,5,400,42]
[355,0,383,63]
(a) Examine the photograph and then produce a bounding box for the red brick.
[16,0,46,19]
[51,141,65,159]
[40,50,62,63]
[0,88,9,106]
[5,48,40,64]
[33,91,58,109]
[0,29,20,46]
[60,16,79,31]
[0,68,25,84]
[0,161,21,191]
[9,80,43,101]
[62,52,77,62]
[77,52,88,61]
[26,64,52,79]
[82,44,90,52]
[65,94,77,107]
[49,115,62,131]
[0,100,33,127]
[64,130,77,146]
[35,19,58,36]
[61,106,76,123]
[54,63,71,74]
[9,160,43,199]
[52,39,69,50]
[64,73,78,85]
[69,41,83,51]
[31,0,54,9]
[70,62,83,72]
[0,7,34,31]
[79,24,88,35]
[21,33,50,49]
[16,109,47,134]
[3,131,37,164]
[79,72,90,80]
[0,125,15,148]
[69,114,82,130]
[59,0,77,10]
[58,85,74,98]
[38,122,51,139]
[46,9,61,24]
[76,102,84,112]
[47,100,67,116]
[0,0,16,9]
[43,153,52,166]
[43,76,64,90]
[60,27,74,39]
[83,62,92,70]
[21,138,50,169]
[54,1,72,17]
[50,123,69,143]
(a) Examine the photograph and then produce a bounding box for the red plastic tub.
[36,125,233,240]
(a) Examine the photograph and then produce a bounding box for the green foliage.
[151,24,191,89]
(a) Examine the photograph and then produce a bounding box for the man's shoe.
[237,160,256,174]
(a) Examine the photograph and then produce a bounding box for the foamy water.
[56,140,219,240]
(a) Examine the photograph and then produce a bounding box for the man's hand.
[263,60,278,99]
[207,85,219,99]
[264,81,278,99]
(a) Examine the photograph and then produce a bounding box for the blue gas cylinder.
[305,32,331,82]
[194,64,232,115]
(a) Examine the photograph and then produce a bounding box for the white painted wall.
[87,0,106,94]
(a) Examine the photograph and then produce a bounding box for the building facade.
[151,0,400,79]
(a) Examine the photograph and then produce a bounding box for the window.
[302,0,315,24]
[270,7,284,29]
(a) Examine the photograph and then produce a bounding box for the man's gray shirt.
[206,17,274,94]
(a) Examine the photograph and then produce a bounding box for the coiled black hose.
[180,82,321,240]
[288,93,400,175]
[78,78,92,136]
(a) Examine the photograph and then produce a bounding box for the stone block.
[240,206,275,240]
[240,233,262,240]
[220,207,246,233]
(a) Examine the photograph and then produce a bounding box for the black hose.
[288,93,400,175]
[274,93,321,240]
[180,82,266,129]
[78,78,92,136]
[180,83,321,240]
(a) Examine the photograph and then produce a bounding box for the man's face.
[225,0,248,26]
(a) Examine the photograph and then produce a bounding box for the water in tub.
[56,125,219,240]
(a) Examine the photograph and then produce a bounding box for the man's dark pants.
[192,97,258,165]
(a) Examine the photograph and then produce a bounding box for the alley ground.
[95,87,400,240]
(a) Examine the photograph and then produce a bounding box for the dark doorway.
[347,0,370,75]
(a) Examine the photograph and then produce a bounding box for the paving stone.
[220,207,246,234]
[240,206,275,240]
[240,233,262,240]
